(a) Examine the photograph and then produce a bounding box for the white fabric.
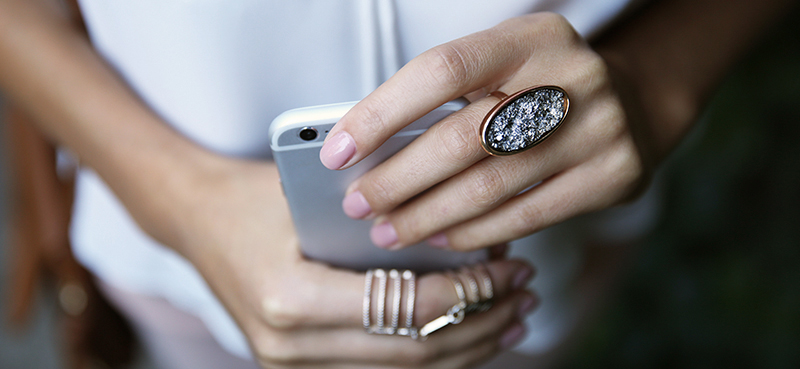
[99,282,261,369]
[72,0,645,359]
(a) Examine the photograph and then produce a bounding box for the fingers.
[341,97,497,219]
[412,259,534,326]
[319,21,532,171]
[262,259,533,329]
[436,146,644,251]
[353,72,629,250]
[424,290,537,353]
[254,290,537,368]
[332,19,614,249]
[252,259,536,368]
[368,136,576,249]
[320,13,588,172]
[358,89,603,249]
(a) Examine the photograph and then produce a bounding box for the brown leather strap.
[5,105,73,326]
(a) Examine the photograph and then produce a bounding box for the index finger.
[318,19,531,170]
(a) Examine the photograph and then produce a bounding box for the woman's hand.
[0,1,538,366]
[170,155,538,368]
[321,13,652,251]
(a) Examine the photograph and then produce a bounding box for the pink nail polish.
[342,191,372,219]
[499,323,526,350]
[371,221,398,249]
[319,132,356,170]
[426,233,449,248]
[512,267,533,289]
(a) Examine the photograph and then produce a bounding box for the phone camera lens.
[299,127,318,141]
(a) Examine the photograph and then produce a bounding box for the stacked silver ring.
[363,269,417,337]
[364,264,494,341]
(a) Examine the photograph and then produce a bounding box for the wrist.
[103,129,220,254]
[597,46,699,164]
[165,152,286,263]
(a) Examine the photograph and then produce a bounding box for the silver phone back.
[270,100,487,271]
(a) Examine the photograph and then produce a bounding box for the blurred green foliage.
[566,7,800,369]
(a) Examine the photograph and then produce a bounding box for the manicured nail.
[499,323,526,350]
[370,221,398,249]
[320,131,356,170]
[426,232,449,249]
[342,191,372,219]
[512,267,533,290]
[517,294,538,319]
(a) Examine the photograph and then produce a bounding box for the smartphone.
[269,100,488,271]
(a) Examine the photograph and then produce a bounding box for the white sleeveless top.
[73,0,651,358]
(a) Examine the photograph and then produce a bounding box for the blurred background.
[565,8,800,369]
[0,102,64,367]
[2,7,799,369]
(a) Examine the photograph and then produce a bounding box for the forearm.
[593,0,794,162]
[0,0,209,249]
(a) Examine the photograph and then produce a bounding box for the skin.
[0,0,793,367]
[0,0,537,368]
[324,0,794,252]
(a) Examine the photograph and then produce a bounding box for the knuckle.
[424,43,471,88]
[260,293,304,330]
[582,53,613,89]
[586,52,611,80]
[562,51,612,93]
[396,212,426,242]
[415,275,453,324]
[435,119,478,162]
[607,141,648,201]
[514,12,580,46]
[497,15,531,30]
[591,100,628,142]
[353,97,393,140]
[537,12,580,42]
[510,202,545,236]
[462,166,506,210]
[589,108,646,198]
[363,172,400,209]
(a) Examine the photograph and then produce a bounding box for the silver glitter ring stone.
[480,86,570,156]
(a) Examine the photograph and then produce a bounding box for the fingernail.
[342,191,372,219]
[320,131,356,170]
[499,323,526,350]
[370,221,398,249]
[517,295,537,319]
[426,233,449,249]
[512,267,533,290]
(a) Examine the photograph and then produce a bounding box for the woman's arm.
[325,0,795,251]
[0,0,204,249]
[595,0,795,162]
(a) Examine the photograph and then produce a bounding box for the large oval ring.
[480,85,570,156]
